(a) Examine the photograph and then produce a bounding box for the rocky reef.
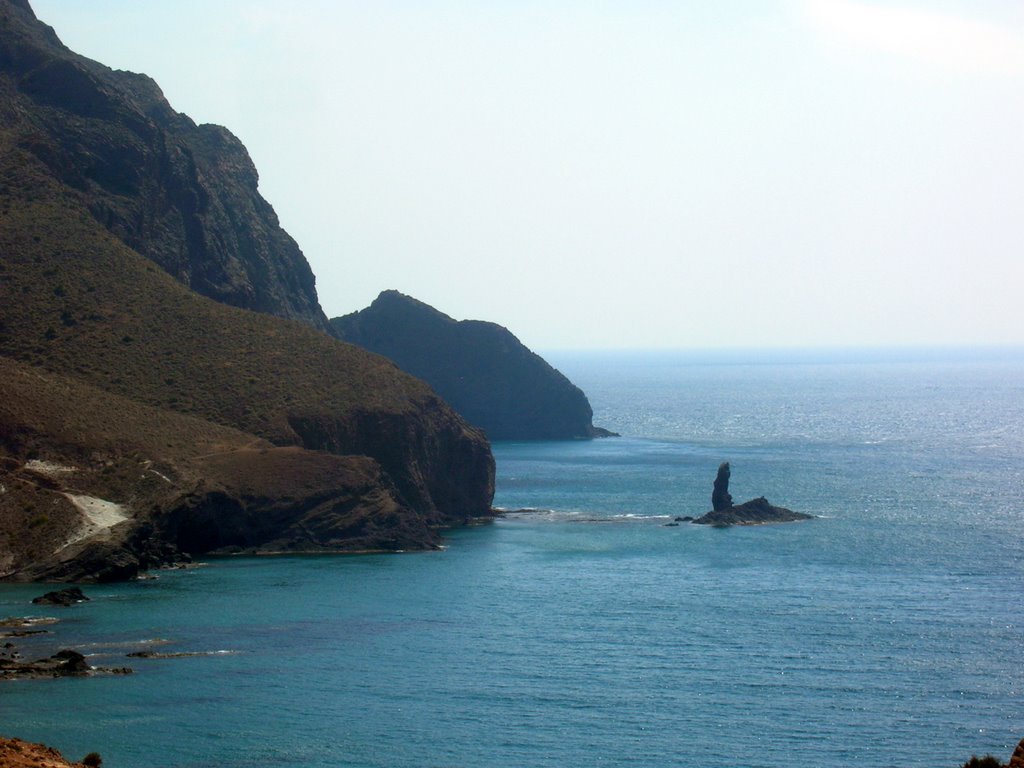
[0,648,131,680]
[692,463,813,526]
[332,290,616,440]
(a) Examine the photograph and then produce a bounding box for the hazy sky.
[31,1,1024,349]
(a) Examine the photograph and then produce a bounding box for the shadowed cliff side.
[0,0,328,330]
[332,290,616,440]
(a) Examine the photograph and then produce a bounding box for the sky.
[30,0,1024,350]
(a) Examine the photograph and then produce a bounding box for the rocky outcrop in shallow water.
[31,588,88,606]
[693,496,813,526]
[692,463,813,526]
[0,648,130,679]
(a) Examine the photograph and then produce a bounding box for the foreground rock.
[31,588,89,606]
[692,463,813,526]
[0,737,99,768]
[0,649,130,679]
[332,291,617,440]
[1011,738,1024,768]
[959,736,1024,768]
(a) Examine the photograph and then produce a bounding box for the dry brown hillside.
[0,355,443,581]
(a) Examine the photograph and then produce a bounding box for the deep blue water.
[3,349,1024,768]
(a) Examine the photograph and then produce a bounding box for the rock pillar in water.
[712,462,733,512]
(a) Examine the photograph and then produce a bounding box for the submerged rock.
[0,649,131,679]
[31,588,89,606]
[127,650,237,659]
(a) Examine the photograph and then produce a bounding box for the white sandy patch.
[24,460,77,478]
[65,494,129,529]
[54,494,130,554]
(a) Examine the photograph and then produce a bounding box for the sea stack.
[711,462,733,511]
[692,463,813,526]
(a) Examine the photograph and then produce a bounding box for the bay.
[2,349,1023,767]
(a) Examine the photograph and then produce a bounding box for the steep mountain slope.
[0,1,495,580]
[333,291,616,440]
[0,0,328,329]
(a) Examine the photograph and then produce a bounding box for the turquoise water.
[3,350,1024,767]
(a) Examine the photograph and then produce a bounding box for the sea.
[2,348,1023,768]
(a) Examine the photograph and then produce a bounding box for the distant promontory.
[332,291,617,441]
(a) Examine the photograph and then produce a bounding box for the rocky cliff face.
[0,1,495,581]
[0,0,328,330]
[332,291,615,440]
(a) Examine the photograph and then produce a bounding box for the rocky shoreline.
[1,591,134,681]
[0,737,101,768]
[0,584,234,683]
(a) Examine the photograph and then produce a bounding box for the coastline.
[0,737,96,768]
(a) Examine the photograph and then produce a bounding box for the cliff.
[0,1,495,581]
[0,0,328,330]
[332,291,615,440]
